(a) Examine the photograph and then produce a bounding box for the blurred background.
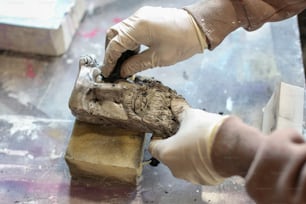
[298,10,306,78]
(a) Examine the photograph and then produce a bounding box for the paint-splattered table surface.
[0,0,305,203]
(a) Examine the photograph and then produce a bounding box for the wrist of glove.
[149,104,228,185]
[102,6,207,78]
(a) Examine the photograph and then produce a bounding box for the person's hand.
[101,6,207,78]
[246,129,306,204]
[149,100,228,185]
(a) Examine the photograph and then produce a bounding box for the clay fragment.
[69,55,187,137]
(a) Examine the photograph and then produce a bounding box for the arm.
[101,1,306,77]
[245,129,306,203]
[212,116,306,203]
[150,106,306,203]
[211,116,265,178]
[185,0,306,49]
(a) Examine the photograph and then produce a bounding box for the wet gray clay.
[69,55,187,137]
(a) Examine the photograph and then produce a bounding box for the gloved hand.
[149,100,228,185]
[102,6,207,78]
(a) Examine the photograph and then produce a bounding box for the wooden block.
[65,120,145,185]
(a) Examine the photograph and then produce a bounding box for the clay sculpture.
[69,55,187,138]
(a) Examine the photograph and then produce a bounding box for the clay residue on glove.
[69,55,187,138]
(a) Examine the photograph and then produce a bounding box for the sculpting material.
[69,55,187,137]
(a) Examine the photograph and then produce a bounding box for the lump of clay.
[69,55,187,138]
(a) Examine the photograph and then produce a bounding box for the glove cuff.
[205,116,229,185]
[187,12,208,52]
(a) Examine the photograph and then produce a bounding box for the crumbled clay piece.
[69,55,188,138]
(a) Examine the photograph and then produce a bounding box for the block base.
[65,120,145,185]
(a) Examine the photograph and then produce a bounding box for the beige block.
[0,0,86,56]
[65,120,145,185]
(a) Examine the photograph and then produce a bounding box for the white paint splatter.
[66,59,73,64]
[8,117,40,136]
[1,115,71,137]
[202,192,224,203]
[226,97,233,111]
[0,148,28,156]
[0,164,29,169]
[8,91,31,106]
[50,149,63,159]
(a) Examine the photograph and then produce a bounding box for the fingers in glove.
[149,136,168,162]
[102,27,139,77]
[148,98,189,163]
[120,49,157,77]
[170,98,190,123]
[105,26,119,49]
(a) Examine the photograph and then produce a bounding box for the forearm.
[211,116,265,177]
[184,0,306,49]
[245,129,306,203]
[211,116,306,202]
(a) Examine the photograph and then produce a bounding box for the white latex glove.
[102,6,207,78]
[149,102,228,185]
